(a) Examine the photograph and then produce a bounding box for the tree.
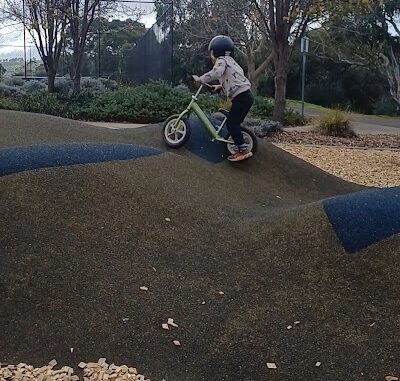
[0,63,6,79]
[84,17,146,80]
[67,0,101,92]
[376,1,400,108]
[190,0,274,94]
[318,0,400,109]
[3,0,69,92]
[158,0,272,93]
[67,1,144,91]
[250,0,324,121]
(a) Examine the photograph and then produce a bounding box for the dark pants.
[226,90,254,149]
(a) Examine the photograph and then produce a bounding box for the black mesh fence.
[126,5,173,84]
[0,1,173,83]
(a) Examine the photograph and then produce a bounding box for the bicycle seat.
[218,108,230,118]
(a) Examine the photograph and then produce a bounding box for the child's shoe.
[227,149,253,162]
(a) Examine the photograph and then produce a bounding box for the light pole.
[300,37,309,119]
[22,0,27,78]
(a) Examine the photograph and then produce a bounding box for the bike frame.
[173,84,233,144]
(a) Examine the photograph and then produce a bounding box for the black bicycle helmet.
[208,35,235,57]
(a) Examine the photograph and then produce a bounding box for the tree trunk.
[47,67,56,93]
[45,58,57,93]
[272,44,289,123]
[246,50,273,96]
[247,60,259,95]
[273,64,287,122]
[71,46,83,93]
[73,73,82,92]
[71,52,82,92]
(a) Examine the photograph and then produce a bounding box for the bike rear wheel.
[226,127,258,155]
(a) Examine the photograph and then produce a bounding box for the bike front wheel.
[162,115,191,148]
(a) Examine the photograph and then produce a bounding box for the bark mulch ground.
[265,131,400,149]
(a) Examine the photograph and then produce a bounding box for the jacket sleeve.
[199,58,227,83]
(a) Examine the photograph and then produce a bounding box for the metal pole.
[301,52,306,119]
[170,1,174,84]
[98,2,101,78]
[22,0,27,78]
[29,46,32,76]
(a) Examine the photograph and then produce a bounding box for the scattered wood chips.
[274,144,400,188]
[0,360,151,381]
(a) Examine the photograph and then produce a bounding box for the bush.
[251,96,274,119]
[3,77,24,87]
[98,78,118,91]
[0,97,19,110]
[81,83,219,123]
[174,83,191,93]
[52,77,117,96]
[0,83,25,97]
[218,98,232,111]
[81,78,106,94]
[373,97,399,116]
[313,110,356,137]
[251,97,306,126]
[19,91,66,116]
[22,80,46,93]
[0,82,308,126]
[55,78,73,95]
[284,109,308,126]
[243,117,282,138]
[10,82,218,123]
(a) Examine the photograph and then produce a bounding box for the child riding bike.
[193,35,254,162]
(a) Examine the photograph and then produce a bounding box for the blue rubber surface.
[0,143,162,176]
[324,187,400,253]
[185,116,228,163]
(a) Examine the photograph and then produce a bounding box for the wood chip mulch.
[265,131,400,150]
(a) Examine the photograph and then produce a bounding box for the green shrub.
[82,83,218,123]
[54,78,73,95]
[19,91,66,116]
[313,110,356,137]
[251,97,306,126]
[174,83,190,93]
[98,78,118,91]
[0,83,25,97]
[4,77,24,87]
[81,78,107,94]
[373,97,399,116]
[284,109,308,126]
[0,82,308,126]
[251,96,274,119]
[218,98,232,111]
[23,80,46,93]
[0,97,19,110]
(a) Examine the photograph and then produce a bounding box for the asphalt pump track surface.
[0,110,399,381]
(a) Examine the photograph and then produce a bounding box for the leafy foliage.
[1,81,311,126]
[313,110,357,137]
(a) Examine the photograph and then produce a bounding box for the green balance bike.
[162,83,258,156]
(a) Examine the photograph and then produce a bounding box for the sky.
[0,2,156,60]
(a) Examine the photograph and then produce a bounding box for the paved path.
[84,121,147,129]
[84,107,399,135]
[290,103,400,135]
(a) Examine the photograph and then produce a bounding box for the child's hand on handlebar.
[211,85,223,93]
[192,75,202,83]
